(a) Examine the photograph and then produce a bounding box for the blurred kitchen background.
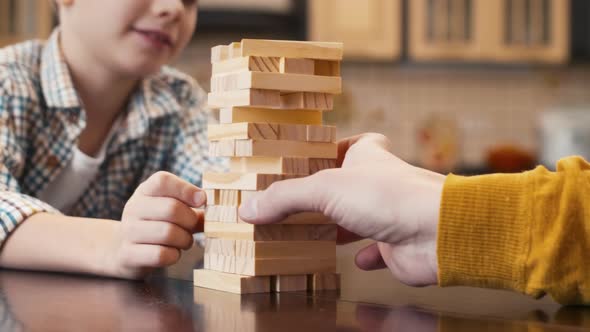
[2,0,589,175]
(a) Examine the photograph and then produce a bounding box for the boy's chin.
[118,61,166,79]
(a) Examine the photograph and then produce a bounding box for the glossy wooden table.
[1,241,589,331]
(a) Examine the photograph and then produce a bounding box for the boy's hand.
[107,171,205,279]
[239,134,445,287]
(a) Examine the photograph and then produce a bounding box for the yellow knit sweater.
[438,156,590,305]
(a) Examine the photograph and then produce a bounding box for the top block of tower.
[211,39,344,63]
[208,39,343,111]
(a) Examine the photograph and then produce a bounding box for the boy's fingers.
[238,175,324,224]
[355,242,387,271]
[123,244,181,268]
[127,196,202,233]
[127,221,194,250]
[137,171,206,207]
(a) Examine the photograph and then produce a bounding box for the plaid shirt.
[0,30,223,246]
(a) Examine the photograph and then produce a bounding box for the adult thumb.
[238,175,325,224]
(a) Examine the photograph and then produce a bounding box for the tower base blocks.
[194,39,343,294]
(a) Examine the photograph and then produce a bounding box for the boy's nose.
[152,0,184,20]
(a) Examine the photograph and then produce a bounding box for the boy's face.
[60,0,198,77]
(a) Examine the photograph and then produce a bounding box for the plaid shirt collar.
[39,29,184,141]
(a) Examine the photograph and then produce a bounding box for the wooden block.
[241,39,344,61]
[206,205,239,224]
[205,189,219,205]
[208,205,333,225]
[207,205,238,223]
[309,158,337,174]
[208,123,315,142]
[235,240,336,260]
[306,125,336,142]
[211,56,249,74]
[203,172,304,191]
[207,89,280,109]
[314,60,341,77]
[250,56,281,72]
[204,222,337,241]
[228,42,242,58]
[219,189,240,206]
[279,58,315,75]
[280,92,333,110]
[278,124,307,141]
[229,157,309,174]
[219,107,324,125]
[205,253,236,273]
[209,140,235,156]
[211,45,230,63]
[212,56,281,75]
[308,273,341,291]
[205,238,235,256]
[205,205,221,222]
[272,275,308,292]
[235,257,336,276]
[234,140,338,158]
[194,269,271,294]
[208,123,279,141]
[275,212,333,225]
[210,71,342,94]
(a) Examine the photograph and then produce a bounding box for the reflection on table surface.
[1,269,590,331]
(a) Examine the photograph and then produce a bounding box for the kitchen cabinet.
[0,0,53,47]
[308,0,402,60]
[409,0,570,64]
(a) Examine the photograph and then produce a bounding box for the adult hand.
[239,134,445,286]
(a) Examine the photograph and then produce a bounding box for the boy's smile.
[58,0,197,78]
[132,27,175,51]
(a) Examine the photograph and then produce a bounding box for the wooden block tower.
[194,39,343,294]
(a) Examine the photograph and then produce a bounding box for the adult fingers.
[355,242,387,271]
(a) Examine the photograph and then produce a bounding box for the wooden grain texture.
[203,172,304,191]
[280,92,334,110]
[235,240,336,260]
[219,108,324,125]
[204,189,219,206]
[240,39,344,61]
[314,60,341,77]
[208,89,280,109]
[232,140,338,159]
[306,125,336,142]
[194,269,270,294]
[204,253,236,273]
[229,157,310,174]
[206,204,333,225]
[204,222,337,241]
[210,71,342,94]
[272,275,308,292]
[209,123,335,143]
[279,57,315,75]
[308,273,341,291]
[235,257,337,276]
[204,238,236,256]
[208,140,235,156]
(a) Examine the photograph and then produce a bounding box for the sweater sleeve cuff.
[437,172,532,293]
[0,191,61,245]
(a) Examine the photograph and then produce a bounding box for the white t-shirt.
[38,119,121,213]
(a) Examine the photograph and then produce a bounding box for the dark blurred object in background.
[486,144,536,173]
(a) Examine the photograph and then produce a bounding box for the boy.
[0,0,221,279]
